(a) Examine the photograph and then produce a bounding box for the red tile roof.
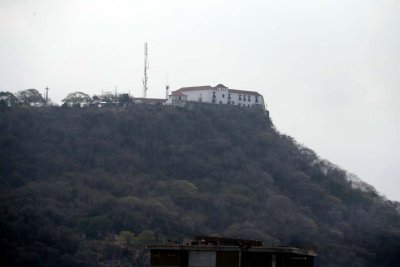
[171,91,187,96]
[228,89,261,96]
[174,86,214,93]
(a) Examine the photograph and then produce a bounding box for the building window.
[222,94,225,98]
[239,94,242,101]
[248,96,251,101]
[255,96,259,103]
[212,92,216,98]
[228,94,231,99]
[178,96,181,100]
[212,99,216,103]
[219,101,222,104]
[238,103,241,106]
[244,95,247,101]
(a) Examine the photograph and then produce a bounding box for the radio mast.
[142,42,149,98]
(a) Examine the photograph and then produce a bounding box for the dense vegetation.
[0,104,399,267]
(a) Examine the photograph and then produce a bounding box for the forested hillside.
[1,104,399,267]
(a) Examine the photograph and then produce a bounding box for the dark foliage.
[0,104,399,267]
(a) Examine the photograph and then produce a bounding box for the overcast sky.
[1,0,399,201]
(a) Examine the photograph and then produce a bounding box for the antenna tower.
[142,42,149,98]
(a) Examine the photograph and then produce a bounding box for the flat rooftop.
[147,244,317,257]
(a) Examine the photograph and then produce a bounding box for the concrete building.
[148,236,316,267]
[169,91,188,107]
[167,84,265,109]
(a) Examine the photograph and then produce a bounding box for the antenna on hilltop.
[142,42,149,98]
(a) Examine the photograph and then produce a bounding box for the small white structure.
[169,91,188,107]
[167,84,265,108]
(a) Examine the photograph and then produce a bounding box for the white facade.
[169,91,188,107]
[168,84,265,108]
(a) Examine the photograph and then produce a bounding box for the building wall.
[150,249,314,267]
[189,251,216,267]
[169,95,188,107]
[174,90,264,107]
[150,250,187,267]
[241,252,273,267]
[169,86,265,108]
[228,92,264,107]
[213,86,229,104]
[181,90,214,103]
[216,251,239,267]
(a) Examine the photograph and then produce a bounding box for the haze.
[1,0,399,201]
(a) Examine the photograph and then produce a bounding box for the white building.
[168,84,265,108]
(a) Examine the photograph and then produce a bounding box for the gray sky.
[1,0,399,201]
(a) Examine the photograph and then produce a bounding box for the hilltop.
[0,104,399,266]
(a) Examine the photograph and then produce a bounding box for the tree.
[62,91,91,107]
[1,104,400,267]
[17,89,45,106]
[118,230,137,248]
[76,215,112,238]
[136,230,156,246]
[0,91,18,108]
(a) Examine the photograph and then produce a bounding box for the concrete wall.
[189,251,216,267]
[182,90,213,103]
[169,88,265,108]
[229,92,264,107]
